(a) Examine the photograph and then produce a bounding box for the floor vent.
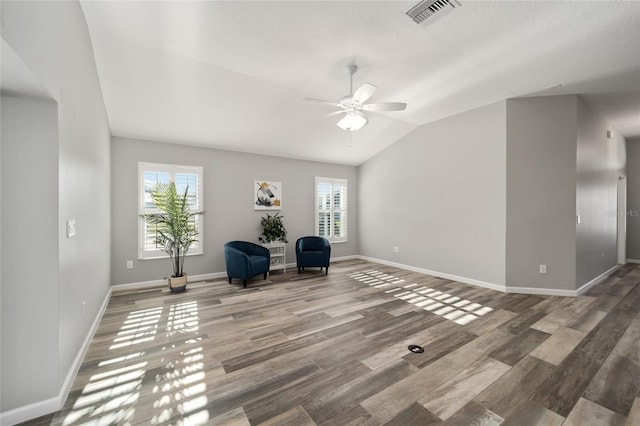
[406,0,461,25]
[408,344,425,353]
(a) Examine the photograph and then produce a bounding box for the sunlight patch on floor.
[63,302,210,425]
[150,301,209,425]
[348,270,493,325]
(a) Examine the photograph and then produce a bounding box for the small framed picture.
[254,180,282,210]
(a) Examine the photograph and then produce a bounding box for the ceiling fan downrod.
[347,64,358,96]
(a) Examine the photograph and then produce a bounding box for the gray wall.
[626,138,640,260]
[1,96,59,411]
[358,101,507,287]
[1,0,111,418]
[505,95,625,292]
[575,97,625,287]
[111,137,358,285]
[358,94,624,293]
[506,96,578,291]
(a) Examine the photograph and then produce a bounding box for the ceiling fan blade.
[352,83,376,104]
[362,102,407,112]
[303,98,343,108]
[324,110,346,118]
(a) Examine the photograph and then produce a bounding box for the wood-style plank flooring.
[25,260,640,425]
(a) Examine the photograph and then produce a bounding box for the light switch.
[66,219,76,238]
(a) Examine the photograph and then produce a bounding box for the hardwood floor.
[27,259,640,425]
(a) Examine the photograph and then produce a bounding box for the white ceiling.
[77,1,640,165]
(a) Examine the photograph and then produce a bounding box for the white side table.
[262,242,286,273]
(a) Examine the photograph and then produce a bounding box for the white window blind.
[138,162,204,259]
[315,177,347,243]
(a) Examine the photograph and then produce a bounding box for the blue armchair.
[224,241,270,288]
[296,236,331,274]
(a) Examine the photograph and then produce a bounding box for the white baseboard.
[356,256,620,297]
[626,258,640,264]
[505,286,578,297]
[331,255,359,262]
[508,265,619,297]
[357,255,507,293]
[111,259,360,292]
[111,271,228,291]
[0,396,59,426]
[576,264,619,295]
[0,286,112,426]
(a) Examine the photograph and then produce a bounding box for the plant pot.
[168,274,187,293]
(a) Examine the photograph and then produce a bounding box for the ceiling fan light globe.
[337,111,367,131]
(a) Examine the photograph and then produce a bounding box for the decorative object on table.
[296,236,331,274]
[254,180,282,210]
[258,212,288,244]
[141,182,204,293]
[224,241,270,288]
[262,241,286,273]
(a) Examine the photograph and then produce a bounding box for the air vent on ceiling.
[406,0,461,24]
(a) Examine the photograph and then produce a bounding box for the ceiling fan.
[305,65,407,132]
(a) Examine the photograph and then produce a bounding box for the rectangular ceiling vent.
[406,0,461,25]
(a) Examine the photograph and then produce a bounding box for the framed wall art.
[254,180,282,210]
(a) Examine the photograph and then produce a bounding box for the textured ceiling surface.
[79,0,640,165]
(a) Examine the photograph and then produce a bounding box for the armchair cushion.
[296,236,331,274]
[224,241,270,287]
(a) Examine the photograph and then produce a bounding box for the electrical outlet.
[126,260,133,269]
[539,264,547,274]
[393,246,400,253]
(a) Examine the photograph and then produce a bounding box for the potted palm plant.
[142,182,204,293]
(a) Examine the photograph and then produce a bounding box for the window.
[315,177,347,243]
[138,162,204,259]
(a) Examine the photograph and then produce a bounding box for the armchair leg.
[228,276,232,284]
[325,267,329,275]
[298,267,301,274]
[243,280,247,288]
[264,272,267,280]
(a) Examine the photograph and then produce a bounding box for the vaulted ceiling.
[79,0,640,165]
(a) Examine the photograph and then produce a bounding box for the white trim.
[111,259,363,291]
[330,255,359,262]
[315,176,348,243]
[355,256,620,297]
[111,272,227,292]
[505,286,578,297]
[0,287,112,426]
[112,278,166,291]
[357,255,507,293]
[58,287,112,406]
[0,397,59,426]
[626,259,640,264]
[576,265,619,295]
[138,162,204,260]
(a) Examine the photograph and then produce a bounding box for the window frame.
[315,176,348,243]
[138,162,204,260]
